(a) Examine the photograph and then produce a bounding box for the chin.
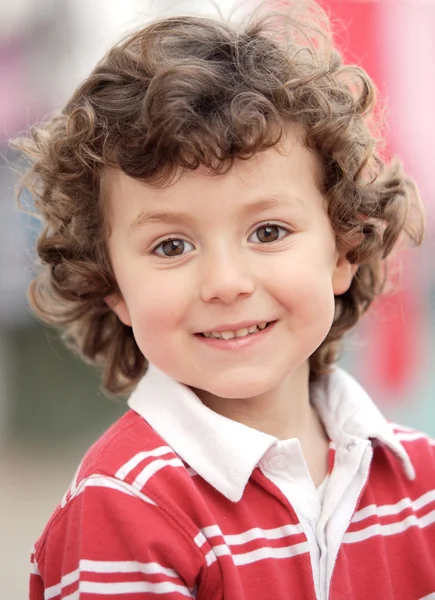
[203,372,276,400]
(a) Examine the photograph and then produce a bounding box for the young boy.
[14,1,434,598]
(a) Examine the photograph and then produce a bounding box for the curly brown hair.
[12,0,425,395]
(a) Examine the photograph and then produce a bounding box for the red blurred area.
[273,0,427,398]
[323,0,424,398]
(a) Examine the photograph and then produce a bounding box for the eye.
[248,224,290,244]
[153,238,195,257]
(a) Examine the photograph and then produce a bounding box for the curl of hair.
[12,0,425,395]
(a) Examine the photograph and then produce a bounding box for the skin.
[105,132,356,484]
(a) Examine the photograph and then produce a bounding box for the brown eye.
[249,224,289,244]
[154,239,194,257]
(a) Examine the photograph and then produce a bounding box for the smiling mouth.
[199,322,273,341]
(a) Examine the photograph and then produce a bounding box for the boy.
[14,0,434,598]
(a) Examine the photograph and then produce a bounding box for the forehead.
[102,132,324,227]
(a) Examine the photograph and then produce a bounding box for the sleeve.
[30,476,207,599]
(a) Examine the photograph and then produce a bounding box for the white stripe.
[225,524,303,545]
[61,490,70,508]
[203,543,231,567]
[352,489,435,523]
[201,525,223,539]
[61,463,80,507]
[419,594,435,599]
[62,593,79,600]
[115,447,174,480]
[344,508,435,543]
[30,561,41,576]
[79,580,194,596]
[199,523,307,568]
[204,540,309,567]
[193,531,207,549]
[233,541,310,566]
[132,457,184,490]
[71,461,84,497]
[44,560,182,599]
[211,544,232,558]
[45,569,79,599]
[204,549,217,566]
[80,559,178,578]
[202,523,303,546]
[73,475,156,506]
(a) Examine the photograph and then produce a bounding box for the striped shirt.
[30,366,435,599]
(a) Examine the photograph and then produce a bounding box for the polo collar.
[128,365,415,502]
[310,369,415,481]
[128,365,276,501]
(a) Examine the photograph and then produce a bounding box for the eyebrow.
[129,210,196,231]
[128,194,306,231]
[239,195,307,217]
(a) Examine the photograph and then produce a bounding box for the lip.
[194,320,277,351]
[196,320,270,334]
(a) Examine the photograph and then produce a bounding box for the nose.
[199,249,255,305]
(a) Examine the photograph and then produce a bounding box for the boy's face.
[106,132,355,399]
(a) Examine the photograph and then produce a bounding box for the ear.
[105,293,132,327]
[332,252,358,296]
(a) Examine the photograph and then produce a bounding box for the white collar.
[128,365,415,502]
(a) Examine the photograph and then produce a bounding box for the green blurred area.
[8,323,126,445]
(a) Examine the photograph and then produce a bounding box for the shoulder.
[390,422,435,475]
[77,409,169,476]
[36,409,204,552]
[366,421,435,506]
[371,422,435,498]
[66,409,165,473]
[32,411,210,594]
[59,409,198,510]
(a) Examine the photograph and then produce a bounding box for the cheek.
[274,262,336,322]
[124,273,192,343]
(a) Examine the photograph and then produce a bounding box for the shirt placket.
[260,439,324,598]
[260,437,373,600]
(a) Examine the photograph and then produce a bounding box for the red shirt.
[30,367,435,599]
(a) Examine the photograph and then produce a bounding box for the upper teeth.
[203,322,268,340]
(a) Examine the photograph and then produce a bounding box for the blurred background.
[1,0,434,596]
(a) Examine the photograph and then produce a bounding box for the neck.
[193,361,329,485]
[193,361,324,442]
